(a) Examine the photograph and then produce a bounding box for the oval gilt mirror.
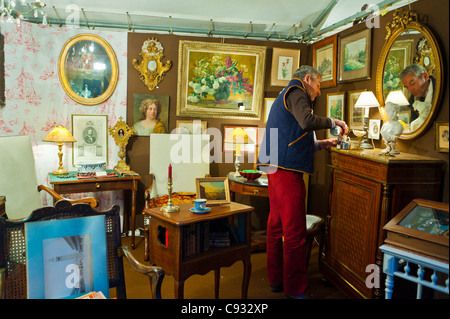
[58,34,118,105]
[376,10,443,140]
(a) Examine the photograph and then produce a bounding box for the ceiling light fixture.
[0,0,47,26]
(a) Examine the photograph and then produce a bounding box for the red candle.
[168,164,172,179]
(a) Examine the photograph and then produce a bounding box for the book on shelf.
[209,231,231,247]
[182,221,210,258]
[116,169,139,176]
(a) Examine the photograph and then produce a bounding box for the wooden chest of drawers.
[321,148,444,299]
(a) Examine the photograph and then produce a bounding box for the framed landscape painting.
[348,90,365,130]
[313,35,337,88]
[176,41,266,120]
[338,28,372,83]
[326,92,345,138]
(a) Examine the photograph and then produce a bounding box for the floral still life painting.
[177,41,266,120]
[187,54,253,105]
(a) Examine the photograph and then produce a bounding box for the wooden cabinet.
[321,148,444,299]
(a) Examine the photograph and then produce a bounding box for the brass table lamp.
[224,128,254,177]
[43,126,77,175]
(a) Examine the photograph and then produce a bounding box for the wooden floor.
[113,234,347,299]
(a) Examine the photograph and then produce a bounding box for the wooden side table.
[143,201,253,299]
[49,171,141,248]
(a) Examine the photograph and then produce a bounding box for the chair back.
[0,200,126,299]
[0,135,43,220]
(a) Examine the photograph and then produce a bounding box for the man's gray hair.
[293,65,321,81]
[400,64,427,80]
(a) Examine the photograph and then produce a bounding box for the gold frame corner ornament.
[58,34,119,106]
[132,38,172,91]
[108,117,133,171]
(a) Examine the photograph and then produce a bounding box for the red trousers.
[266,168,307,296]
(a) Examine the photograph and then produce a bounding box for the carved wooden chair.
[0,200,164,299]
[0,135,97,221]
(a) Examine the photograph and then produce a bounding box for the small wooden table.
[143,201,254,299]
[49,171,141,248]
[228,174,269,200]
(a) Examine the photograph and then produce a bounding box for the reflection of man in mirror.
[400,64,435,127]
[83,127,97,144]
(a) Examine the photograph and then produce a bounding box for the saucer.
[189,207,211,214]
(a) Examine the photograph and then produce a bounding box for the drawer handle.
[253,189,259,195]
[95,183,101,189]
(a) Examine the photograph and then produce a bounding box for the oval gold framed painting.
[58,34,118,105]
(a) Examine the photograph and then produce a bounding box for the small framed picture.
[368,119,381,140]
[348,90,365,130]
[175,120,207,134]
[435,122,449,153]
[312,34,337,88]
[132,94,169,136]
[264,98,276,123]
[326,92,345,138]
[270,48,301,87]
[71,114,108,166]
[338,28,372,83]
[195,177,230,205]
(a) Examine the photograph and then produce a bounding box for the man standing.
[257,65,348,298]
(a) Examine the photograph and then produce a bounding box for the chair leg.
[174,279,184,299]
[242,258,251,299]
[149,269,165,299]
[305,237,314,270]
[214,269,220,299]
[144,226,149,261]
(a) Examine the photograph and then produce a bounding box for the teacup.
[193,198,207,211]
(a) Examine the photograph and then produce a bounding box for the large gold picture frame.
[58,34,118,106]
[176,41,266,120]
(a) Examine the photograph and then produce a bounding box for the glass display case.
[384,199,449,261]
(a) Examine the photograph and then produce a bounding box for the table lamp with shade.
[380,90,409,155]
[43,126,76,175]
[354,91,380,149]
[224,128,254,177]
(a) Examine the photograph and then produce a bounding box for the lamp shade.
[354,91,380,108]
[224,128,254,144]
[43,126,76,143]
[385,90,409,106]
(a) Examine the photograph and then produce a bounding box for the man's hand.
[318,138,338,149]
[334,119,349,135]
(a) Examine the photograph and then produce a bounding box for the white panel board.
[149,134,210,196]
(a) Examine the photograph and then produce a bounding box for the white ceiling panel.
[12,0,417,42]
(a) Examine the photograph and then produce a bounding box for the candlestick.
[161,177,180,213]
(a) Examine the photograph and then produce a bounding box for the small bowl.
[239,170,262,181]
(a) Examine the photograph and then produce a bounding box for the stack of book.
[182,221,210,257]
[209,231,231,248]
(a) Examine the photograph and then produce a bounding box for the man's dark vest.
[257,78,315,174]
